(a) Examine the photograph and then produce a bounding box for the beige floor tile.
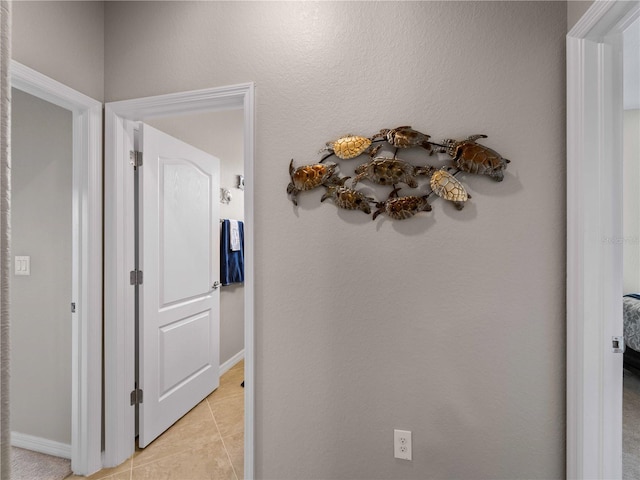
[130,442,236,480]
[222,431,244,480]
[228,360,244,372]
[103,472,132,480]
[68,362,244,480]
[208,394,244,438]
[209,363,244,402]
[207,384,244,403]
[65,458,131,480]
[133,400,221,468]
[222,362,244,386]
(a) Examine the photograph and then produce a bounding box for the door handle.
[212,281,221,290]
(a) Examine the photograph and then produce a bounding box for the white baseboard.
[220,349,244,376]
[11,431,72,459]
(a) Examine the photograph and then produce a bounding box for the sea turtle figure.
[373,187,432,220]
[320,177,374,215]
[320,134,373,161]
[351,145,431,188]
[427,167,471,210]
[287,159,337,206]
[438,134,510,182]
[372,126,433,155]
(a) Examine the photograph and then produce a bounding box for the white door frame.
[567,1,640,478]
[10,61,103,475]
[104,84,255,478]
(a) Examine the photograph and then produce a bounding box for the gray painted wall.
[568,1,594,30]
[10,88,73,445]
[10,1,569,477]
[12,1,105,101]
[10,0,104,449]
[105,2,567,478]
[148,110,245,366]
[624,109,640,294]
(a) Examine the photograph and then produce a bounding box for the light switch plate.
[15,256,30,276]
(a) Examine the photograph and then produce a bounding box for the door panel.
[161,162,212,305]
[139,124,220,448]
[159,312,211,398]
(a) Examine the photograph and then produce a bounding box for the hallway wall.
[9,1,569,477]
[105,2,567,478]
[568,1,595,30]
[624,109,640,294]
[12,1,104,101]
[10,88,73,446]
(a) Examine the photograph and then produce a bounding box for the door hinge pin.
[130,388,143,406]
[130,270,143,285]
[130,150,143,168]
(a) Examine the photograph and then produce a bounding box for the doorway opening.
[567,1,640,478]
[10,86,73,473]
[9,61,103,475]
[104,83,255,478]
[621,11,640,479]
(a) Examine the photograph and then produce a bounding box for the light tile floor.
[67,361,244,480]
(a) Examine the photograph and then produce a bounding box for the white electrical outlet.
[394,429,412,460]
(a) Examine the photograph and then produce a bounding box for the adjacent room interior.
[622,13,640,480]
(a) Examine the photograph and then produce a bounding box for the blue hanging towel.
[220,219,244,285]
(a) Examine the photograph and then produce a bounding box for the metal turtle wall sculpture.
[373,187,432,221]
[437,134,510,182]
[372,126,434,155]
[427,167,471,210]
[287,159,338,206]
[320,134,374,162]
[285,127,510,222]
[320,177,375,214]
[351,145,431,188]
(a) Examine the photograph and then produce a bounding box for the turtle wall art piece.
[286,126,511,221]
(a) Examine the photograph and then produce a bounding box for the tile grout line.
[128,401,217,472]
[128,433,212,471]
[206,396,239,480]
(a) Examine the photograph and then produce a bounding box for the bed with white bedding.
[624,294,640,371]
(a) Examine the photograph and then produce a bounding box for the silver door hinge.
[71,302,76,313]
[613,336,625,353]
[130,150,143,168]
[130,270,143,285]
[130,388,143,406]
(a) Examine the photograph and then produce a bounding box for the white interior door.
[139,123,220,448]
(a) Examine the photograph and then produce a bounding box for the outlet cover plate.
[394,429,412,460]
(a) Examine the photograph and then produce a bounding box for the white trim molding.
[11,432,72,460]
[567,2,640,479]
[220,349,245,377]
[104,83,255,479]
[10,61,103,476]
